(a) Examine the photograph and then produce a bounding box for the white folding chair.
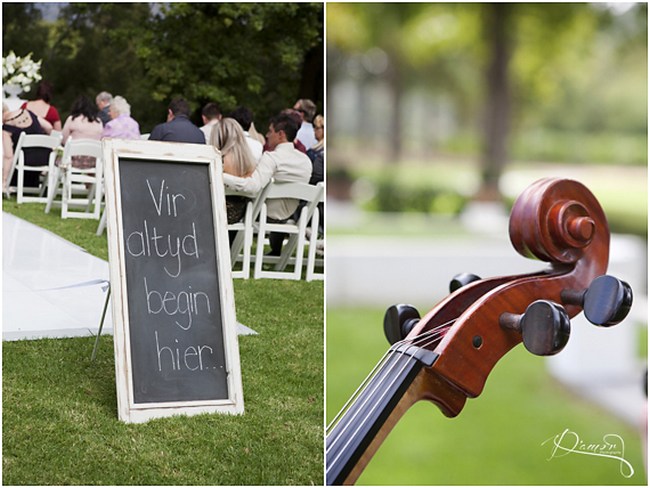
[227,184,271,279]
[4,131,25,198]
[306,186,324,281]
[45,138,104,219]
[7,132,62,204]
[253,181,324,280]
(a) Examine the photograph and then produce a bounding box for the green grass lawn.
[327,307,646,485]
[2,201,324,485]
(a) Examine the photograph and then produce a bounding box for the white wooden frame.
[103,139,243,423]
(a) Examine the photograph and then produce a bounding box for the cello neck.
[326,345,437,485]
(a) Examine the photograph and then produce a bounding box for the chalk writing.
[147,178,186,217]
[126,220,199,277]
[144,277,211,330]
[155,330,217,372]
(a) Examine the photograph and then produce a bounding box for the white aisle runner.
[3,212,256,340]
[3,212,112,340]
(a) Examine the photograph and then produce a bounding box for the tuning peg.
[500,300,571,356]
[384,304,421,345]
[561,275,633,327]
[450,273,482,293]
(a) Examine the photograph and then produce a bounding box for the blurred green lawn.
[327,307,646,485]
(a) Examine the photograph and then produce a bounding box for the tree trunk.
[478,3,513,201]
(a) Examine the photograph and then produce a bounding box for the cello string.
[326,332,450,471]
[325,319,454,434]
[326,319,455,459]
[325,322,452,436]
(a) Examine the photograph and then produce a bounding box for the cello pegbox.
[560,274,633,327]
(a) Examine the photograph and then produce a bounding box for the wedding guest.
[200,102,222,143]
[229,106,263,161]
[149,97,205,144]
[222,111,311,254]
[95,91,113,126]
[293,98,317,150]
[264,109,307,154]
[307,114,324,185]
[210,118,258,224]
[101,96,141,140]
[2,103,53,190]
[61,95,103,168]
[20,80,62,131]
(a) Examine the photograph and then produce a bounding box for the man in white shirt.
[199,102,222,143]
[293,98,317,150]
[223,112,311,221]
[229,106,263,161]
[222,112,312,255]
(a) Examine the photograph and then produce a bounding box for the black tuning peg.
[450,273,481,293]
[561,275,633,327]
[384,304,421,345]
[500,300,571,356]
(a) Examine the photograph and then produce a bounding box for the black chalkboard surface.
[119,158,228,403]
[104,140,243,423]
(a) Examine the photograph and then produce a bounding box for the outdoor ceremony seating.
[227,184,271,279]
[253,181,324,280]
[45,138,104,219]
[305,187,324,282]
[6,132,62,204]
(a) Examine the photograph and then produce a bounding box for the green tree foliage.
[141,3,323,124]
[3,3,323,132]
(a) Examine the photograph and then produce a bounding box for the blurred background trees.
[3,2,323,132]
[328,3,646,204]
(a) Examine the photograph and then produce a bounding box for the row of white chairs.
[228,181,324,281]
[6,134,324,281]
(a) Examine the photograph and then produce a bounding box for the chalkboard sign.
[103,139,244,423]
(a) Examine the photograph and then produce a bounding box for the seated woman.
[20,80,61,132]
[2,103,53,190]
[210,117,258,224]
[101,96,141,140]
[61,95,103,169]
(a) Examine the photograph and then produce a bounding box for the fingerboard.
[326,344,438,485]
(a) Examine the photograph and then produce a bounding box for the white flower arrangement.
[3,50,43,94]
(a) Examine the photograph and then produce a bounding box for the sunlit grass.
[2,201,324,485]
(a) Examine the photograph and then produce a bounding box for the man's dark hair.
[168,97,191,117]
[202,102,221,120]
[229,106,254,131]
[270,111,301,142]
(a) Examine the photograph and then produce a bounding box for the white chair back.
[45,138,104,219]
[227,183,271,279]
[306,182,324,281]
[11,132,62,204]
[253,181,324,280]
[4,131,25,198]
